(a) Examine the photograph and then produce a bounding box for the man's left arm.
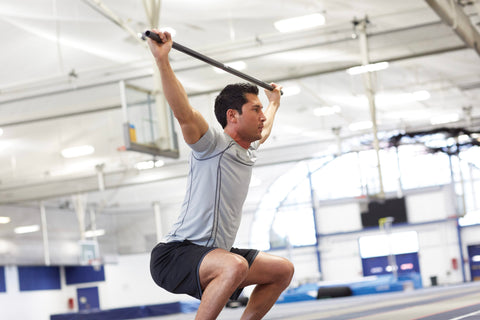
[259,83,283,145]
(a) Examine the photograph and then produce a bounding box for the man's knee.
[223,255,249,284]
[278,258,295,287]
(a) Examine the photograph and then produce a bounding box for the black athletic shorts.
[150,240,259,300]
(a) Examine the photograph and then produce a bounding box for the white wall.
[1,266,71,320]
[0,254,190,320]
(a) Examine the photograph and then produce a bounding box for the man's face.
[236,93,266,142]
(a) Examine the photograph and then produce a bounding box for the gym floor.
[144,281,480,320]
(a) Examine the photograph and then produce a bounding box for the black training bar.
[142,30,282,94]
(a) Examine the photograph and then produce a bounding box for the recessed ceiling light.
[61,145,95,158]
[346,62,389,75]
[84,229,106,238]
[349,120,373,131]
[313,105,341,117]
[135,159,164,170]
[0,216,11,224]
[14,225,40,234]
[430,113,459,125]
[411,90,430,101]
[274,13,326,33]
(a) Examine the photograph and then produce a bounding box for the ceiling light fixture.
[411,90,430,101]
[0,128,3,136]
[135,159,165,170]
[313,105,341,117]
[274,13,326,33]
[213,61,246,74]
[84,229,106,238]
[14,225,40,234]
[349,120,373,131]
[430,113,459,125]
[375,90,431,106]
[346,61,389,75]
[0,216,11,224]
[61,145,95,158]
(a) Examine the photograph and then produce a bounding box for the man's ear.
[227,109,238,123]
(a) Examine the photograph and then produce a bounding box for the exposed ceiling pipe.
[354,17,385,199]
[0,44,468,129]
[82,0,146,47]
[0,20,458,104]
[425,0,480,56]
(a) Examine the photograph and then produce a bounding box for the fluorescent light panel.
[61,145,95,158]
[0,216,11,224]
[313,105,341,117]
[14,225,40,234]
[85,229,106,238]
[347,61,389,75]
[349,120,373,131]
[274,13,325,33]
[430,113,459,125]
[135,159,165,170]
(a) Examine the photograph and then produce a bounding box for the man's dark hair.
[214,83,259,128]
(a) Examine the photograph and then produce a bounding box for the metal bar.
[142,30,281,93]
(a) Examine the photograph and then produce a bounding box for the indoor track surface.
[143,281,480,320]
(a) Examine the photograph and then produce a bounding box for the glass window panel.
[270,205,317,248]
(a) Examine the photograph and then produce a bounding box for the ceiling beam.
[425,0,480,57]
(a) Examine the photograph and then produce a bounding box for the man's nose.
[260,111,266,121]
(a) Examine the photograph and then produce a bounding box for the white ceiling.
[0,0,479,258]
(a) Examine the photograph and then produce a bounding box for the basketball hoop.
[88,258,103,272]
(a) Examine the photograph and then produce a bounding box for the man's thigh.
[241,251,292,287]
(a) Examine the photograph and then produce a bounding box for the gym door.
[468,244,480,281]
[77,286,100,311]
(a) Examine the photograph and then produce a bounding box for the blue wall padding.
[0,266,6,292]
[277,273,423,303]
[65,266,105,285]
[18,266,61,291]
[50,301,200,320]
[277,283,319,303]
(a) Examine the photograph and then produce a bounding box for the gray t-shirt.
[163,126,259,250]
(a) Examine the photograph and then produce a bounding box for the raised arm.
[146,30,208,145]
[259,83,283,145]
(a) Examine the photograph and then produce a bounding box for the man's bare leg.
[240,252,294,320]
[196,249,250,320]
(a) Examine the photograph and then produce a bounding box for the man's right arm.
[147,30,208,145]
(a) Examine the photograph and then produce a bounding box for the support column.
[73,194,87,240]
[40,202,50,266]
[153,202,163,243]
[355,18,385,198]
